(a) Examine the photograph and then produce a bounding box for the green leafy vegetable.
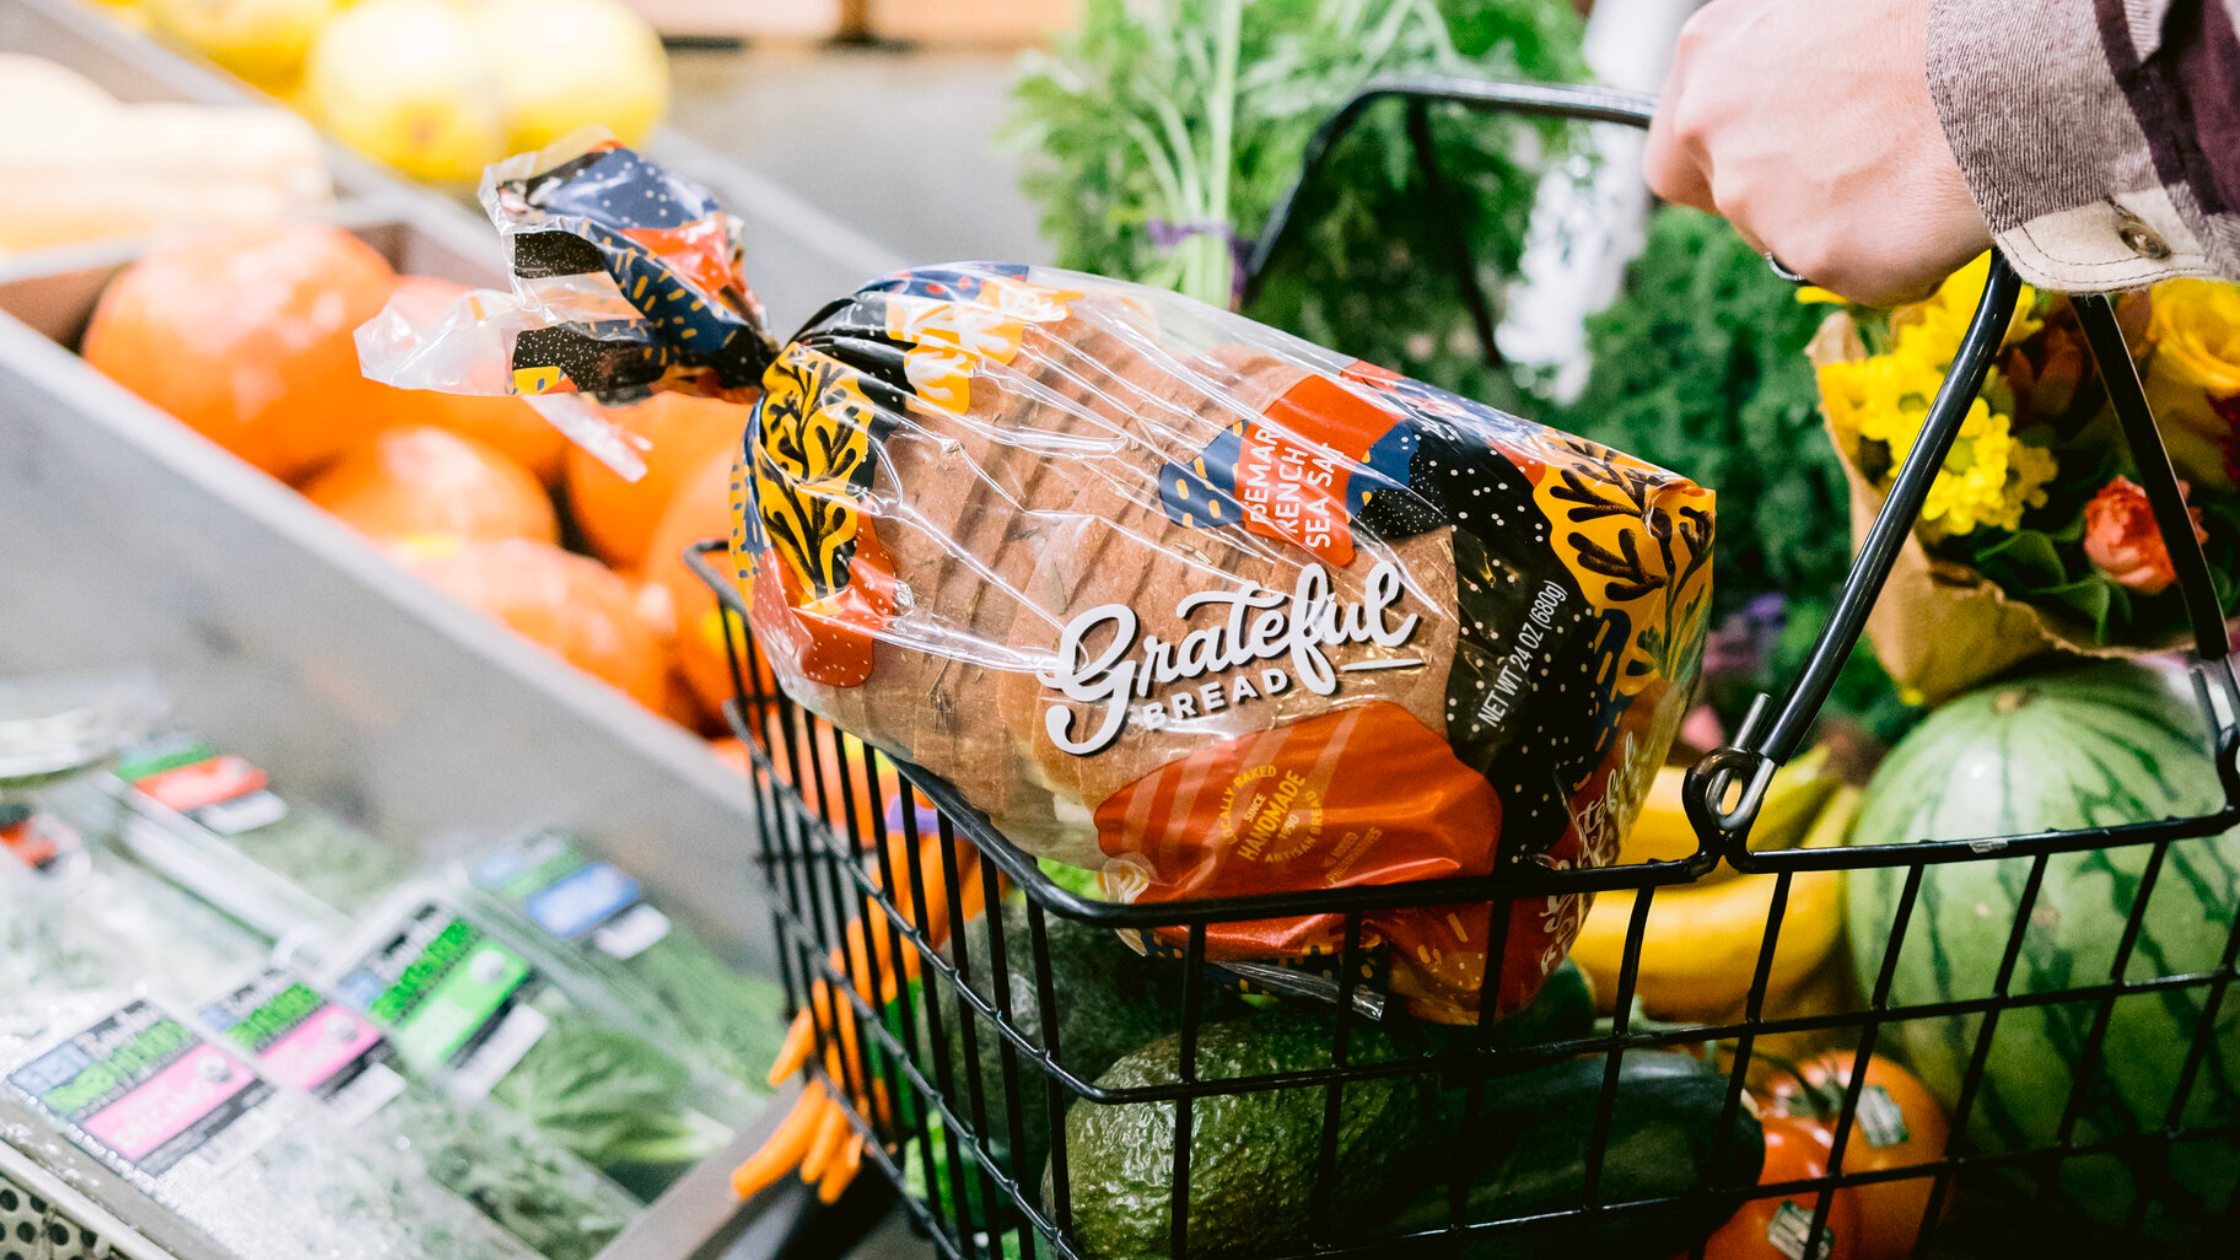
[1560,207,1914,739]
[222,806,414,914]
[1009,0,1585,412]
[465,832,788,1093]
[611,929,787,1091]
[387,1091,635,1260]
[491,1012,735,1200]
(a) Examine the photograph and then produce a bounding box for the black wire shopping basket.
[687,80,2240,1260]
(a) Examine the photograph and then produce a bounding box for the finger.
[1643,53,1714,212]
[1643,109,1714,212]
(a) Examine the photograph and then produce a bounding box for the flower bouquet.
[1813,257,2240,703]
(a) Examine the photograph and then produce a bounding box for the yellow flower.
[2149,279,2240,396]
[1820,253,2054,537]
[2143,279,2240,491]
[1919,398,2057,537]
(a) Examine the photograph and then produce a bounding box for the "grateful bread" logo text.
[1036,559,1422,755]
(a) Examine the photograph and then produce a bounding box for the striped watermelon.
[1846,662,2240,1235]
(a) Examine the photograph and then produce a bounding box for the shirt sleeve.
[1926,0,2240,292]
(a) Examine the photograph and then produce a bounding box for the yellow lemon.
[303,0,504,183]
[477,0,670,150]
[143,0,336,88]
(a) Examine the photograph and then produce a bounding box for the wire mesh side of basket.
[686,78,2240,1260]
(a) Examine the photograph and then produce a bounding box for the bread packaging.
[361,136,1717,1023]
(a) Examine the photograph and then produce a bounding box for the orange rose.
[2083,475,2208,595]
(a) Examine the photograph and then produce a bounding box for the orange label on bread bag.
[1092,702,1576,1019]
[751,521,900,688]
[1233,374,1402,567]
[1095,703,1496,895]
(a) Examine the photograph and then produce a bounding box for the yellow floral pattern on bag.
[1532,439,1715,696]
[753,343,880,599]
[883,276,1080,414]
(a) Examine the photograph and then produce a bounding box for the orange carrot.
[818,1134,865,1203]
[731,1082,826,1199]
[799,1095,849,1184]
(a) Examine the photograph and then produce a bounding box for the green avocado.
[1052,1004,1427,1260]
[928,901,1235,1198]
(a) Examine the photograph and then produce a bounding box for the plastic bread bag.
[357,132,775,479]
[360,138,1717,1025]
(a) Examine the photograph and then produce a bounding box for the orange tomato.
[83,223,402,481]
[1762,1054,1948,1260]
[1705,1112,1856,1260]
[641,444,777,715]
[301,425,558,545]
[380,276,570,482]
[395,538,667,709]
[565,392,747,568]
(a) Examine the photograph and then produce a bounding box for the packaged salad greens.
[315,888,753,1200]
[3,991,543,1260]
[0,674,165,791]
[193,969,636,1260]
[105,731,414,918]
[463,828,787,1090]
[2,823,639,1260]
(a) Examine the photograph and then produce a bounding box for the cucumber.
[1370,1050,1763,1259]
[1419,959,1596,1063]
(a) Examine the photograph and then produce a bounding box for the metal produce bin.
[0,0,893,1255]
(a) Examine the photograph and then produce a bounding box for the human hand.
[1643,0,1992,306]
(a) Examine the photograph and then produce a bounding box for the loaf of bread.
[362,140,1715,1024]
[729,265,1715,1023]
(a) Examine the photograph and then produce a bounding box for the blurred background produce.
[1010,0,1586,413]
[139,0,670,182]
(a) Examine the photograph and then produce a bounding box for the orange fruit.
[381,276,569,482]
[302,425,558,545]
[642,445,775,715]
[83,222,401,481]
[708,736,750,776]
[658,671,714,732]
[565,392,747,568]
[396,538,667,708]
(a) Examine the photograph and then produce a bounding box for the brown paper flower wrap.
[1810,265,2240,707]
[1810,312,2138,706]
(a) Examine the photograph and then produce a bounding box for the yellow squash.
[1574,782,1859,1022]
[1615,746,1838,881]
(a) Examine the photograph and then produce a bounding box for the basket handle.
[1240,76,1655,321]
[1691,269,2240,855]
[1250,77,2237,853]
